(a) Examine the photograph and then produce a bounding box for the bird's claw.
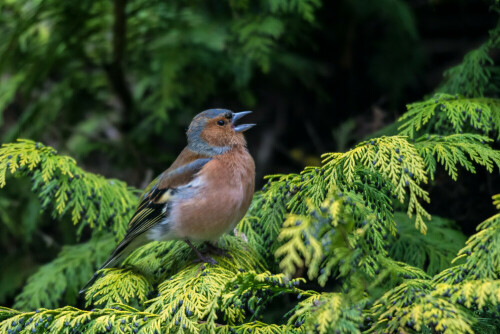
[204,242,232,259]
[192,255,218,265]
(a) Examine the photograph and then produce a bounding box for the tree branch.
[104,0,134,128]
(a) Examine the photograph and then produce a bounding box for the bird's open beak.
[232,111,256,132]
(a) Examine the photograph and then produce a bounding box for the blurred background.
[0,0,498,307]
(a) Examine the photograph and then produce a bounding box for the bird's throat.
[187,140,231,156]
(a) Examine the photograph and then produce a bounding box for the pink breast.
[171,186,245,241]
[170,148,255,241]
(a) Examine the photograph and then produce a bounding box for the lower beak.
[232,111,256,132]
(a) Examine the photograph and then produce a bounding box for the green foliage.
[0,235,310,333]
[439,22,500,97]
[398,94,500,140]
[388,212,466,275]
[0,139,138,239]
[323,135,430,233]
[435,202,500,282]
[396,16,500,143]
[368,279,475,333]
[288,292,364,334]
[14,235,115,310]
[415,134,500,181]
[142,238,265,333]
[85,268,152,310]
[367,196,500,333]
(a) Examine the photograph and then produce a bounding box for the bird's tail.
[79,236,147,294]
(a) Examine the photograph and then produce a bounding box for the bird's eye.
[217,120,225,126]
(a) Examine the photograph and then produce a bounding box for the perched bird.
[81,109,255,292]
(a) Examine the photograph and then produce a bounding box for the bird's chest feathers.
[171,149,255,241]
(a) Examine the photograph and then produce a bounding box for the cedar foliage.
[1,1,500,334]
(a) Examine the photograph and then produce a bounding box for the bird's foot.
[184,239,219,265]
[203,242,232,259]
[192,254,218,265]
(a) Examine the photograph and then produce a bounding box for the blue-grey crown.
[198,108,232,119]
[187,108,254,156]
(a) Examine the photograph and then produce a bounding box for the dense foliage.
[1,0,500,333]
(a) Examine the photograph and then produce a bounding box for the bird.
[81,109,255,293]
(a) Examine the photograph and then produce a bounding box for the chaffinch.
[82,109,255,292]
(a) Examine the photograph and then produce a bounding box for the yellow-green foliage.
[367,196,500,333]
[0,139,138,239]
[323,135,430,232]
[399,94,500,140]
[85,269,153,309]
[0,235,309,333]
[369,279,475,333]
[415,134,500,180]
[288,293,363,334]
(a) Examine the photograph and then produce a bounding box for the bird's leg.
[203,241,232,259]
[184,239,218,265]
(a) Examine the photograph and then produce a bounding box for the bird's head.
[186,109,255,156]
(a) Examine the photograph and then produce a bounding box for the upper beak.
[232,111,256,132]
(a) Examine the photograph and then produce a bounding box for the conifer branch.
[0,139,138,239]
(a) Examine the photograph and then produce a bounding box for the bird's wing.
[96,156,212,271]
[126,157,212,236]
